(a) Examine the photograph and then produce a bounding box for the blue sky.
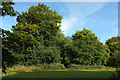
[1,2,118,44]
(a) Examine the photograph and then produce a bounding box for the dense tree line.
[1,2,120,72]
[105,37,120,67]
[0,1,17,74]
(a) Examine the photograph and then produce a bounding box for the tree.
[8,23,61,65]
[1,28,17,75]
[7,3,63,65]
[16,3,62,47]
[59,37,73,67]
[71,28,110,65]
[112,50,120,79]
[114,50,120,68]
[105,36,120,67]
[0,1,17,74]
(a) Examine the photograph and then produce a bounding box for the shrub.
[68,64,115,71]
[6,65,38,72]
[36,63,66,70]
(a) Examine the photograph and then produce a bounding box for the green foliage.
[68,64,115,71]
[71,28,110,65]
[12,23,42,47]
[1,2,113,70]
[6,64,66,72]
[4,23,61,65]
[55,36,73,67]
[1,1,17,70]
[113,50,120,69]
[36,63,66,70]
[0,1,17,74]
[5,3,63,65]
[105,36,120,67]
[17,3,62,24]
[1,2,17,16]
[2,47,15,70]
[16,3,62,47]
[1,29,17,74]
[5,64,116,73]
[15,45,61,65]
[38,46,61,64]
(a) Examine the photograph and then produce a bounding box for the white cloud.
[60,17,77,34]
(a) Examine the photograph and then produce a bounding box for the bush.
[68,64,115,71]
[6,65,38,72]
[36,63,66,70]
[5,64,116,73]
[6,63,66,72]
[16,45,61,65]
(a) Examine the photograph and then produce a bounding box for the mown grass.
[2,64,119,79]
[3,70,118,78]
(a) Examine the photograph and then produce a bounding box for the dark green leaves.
[105,36,120,67]
[71,28,110,65]
[1,2,17,16]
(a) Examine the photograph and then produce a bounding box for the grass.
[5,64,116,72]
[3,70,118,78]
[2,65,119,80]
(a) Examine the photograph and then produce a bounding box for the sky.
[1,2,118,44]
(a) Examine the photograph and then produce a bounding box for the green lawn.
[2,70,118,79]
[2,65,119,80]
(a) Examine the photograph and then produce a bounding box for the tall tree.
[8,3,63,65]
[9,23,61,65]
[71,28,110,65]
[0,1,17,74]
[15,3,62,47]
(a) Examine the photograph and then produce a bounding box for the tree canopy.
[0,1,17,74]
[3,3,63,65]
[1,2,118,71]
[105,36,120,67]
[15,3,62,47]
[71,28,110,65]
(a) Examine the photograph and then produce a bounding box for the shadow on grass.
[2,70,120,80]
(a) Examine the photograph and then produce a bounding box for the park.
[0,1,120,80]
